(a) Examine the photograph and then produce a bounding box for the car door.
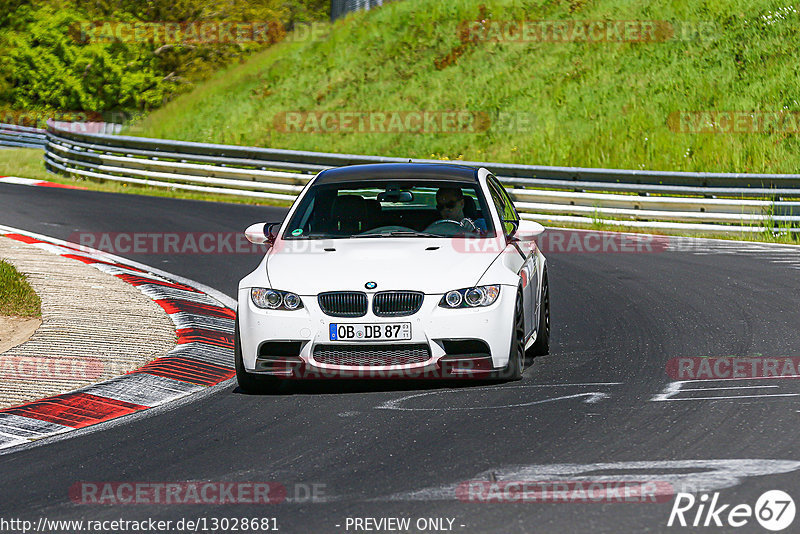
[487,176,536,338]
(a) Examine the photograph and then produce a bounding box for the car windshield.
[282,179,496,239]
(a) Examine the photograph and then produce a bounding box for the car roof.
[313,163,479,185]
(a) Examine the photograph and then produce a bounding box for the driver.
[435,187,486,233]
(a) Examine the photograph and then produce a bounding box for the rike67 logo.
[668,490,795,531]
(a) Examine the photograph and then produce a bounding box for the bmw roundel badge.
[365,281,377,290]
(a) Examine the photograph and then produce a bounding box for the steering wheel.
[424,219,470,235]
[426,219,462,227]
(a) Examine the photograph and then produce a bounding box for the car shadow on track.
[231,377,521,396]
[231,353,552,396]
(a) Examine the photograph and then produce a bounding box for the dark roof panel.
[314,163,479,184]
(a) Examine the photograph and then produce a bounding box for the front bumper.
[237,287,517,379]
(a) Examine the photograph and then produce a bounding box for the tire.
[530,270,550,356]
[502,289,526,381]
[234,316,267,393]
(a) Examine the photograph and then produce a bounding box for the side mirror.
[245,222,281,245]
[515,220,545,241]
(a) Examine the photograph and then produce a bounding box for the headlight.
[251,288,304,310]
[282,292,302,310]
[439,285,500,308]
[465,288,484,307]
[445,290,463,307]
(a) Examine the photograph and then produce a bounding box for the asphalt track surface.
[1,182,800,533]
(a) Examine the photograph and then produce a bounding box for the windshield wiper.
[287,232,340,240]
[352,230,440,238]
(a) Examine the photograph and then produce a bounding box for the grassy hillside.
[0,0,327,122]
[129,0,800,173]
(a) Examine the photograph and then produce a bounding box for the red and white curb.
[0,176,86,189]
[0,226,236,451]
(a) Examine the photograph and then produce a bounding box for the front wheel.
[501,289,526,381]
[530,270,550,356]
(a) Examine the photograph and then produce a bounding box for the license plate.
[329,323,411,341]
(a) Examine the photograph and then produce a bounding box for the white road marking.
[0,177,40,185]
[380,459,800,502]
[379,392,610,411]
[652,378,800,402]
[678,239,800,272]
[0,437,28,449]
[0,414,73,449]
[679,385,779,392]
[376,383,621,411]
[658,393,800,401]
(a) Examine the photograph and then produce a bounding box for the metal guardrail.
[40,121,800,233]
[0,124,48,149]
[331,0,386,21]
[0,122,122,149]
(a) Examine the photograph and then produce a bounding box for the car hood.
[266,238,501,295]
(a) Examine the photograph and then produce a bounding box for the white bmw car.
[235,163,549,390]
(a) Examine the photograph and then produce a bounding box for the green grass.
[0,260,41,317]
[128,0,800,174]
[0,148,51,182]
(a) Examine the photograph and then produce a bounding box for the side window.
[488,176,518,235]
[487,180,506,216]
[498,181,520,225]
